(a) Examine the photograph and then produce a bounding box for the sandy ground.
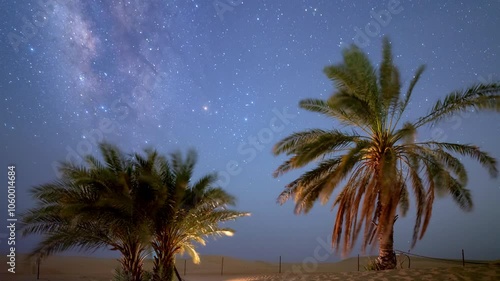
[1,254,499,281]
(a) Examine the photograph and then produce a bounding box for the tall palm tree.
[133,149,250,281]
[272,38,500,270]
[22,143,152,281]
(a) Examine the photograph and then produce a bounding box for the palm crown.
[273,38,499,268]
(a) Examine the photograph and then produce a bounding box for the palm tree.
[133,149,250,281]
[272,38,500,270]
[23,144,249,280]
[22,143,152,281]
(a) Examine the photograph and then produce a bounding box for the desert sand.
[1,254,499,281]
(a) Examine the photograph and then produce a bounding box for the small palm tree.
[22,143,151,281]
[133,149,250,281]
[23,144,249,280]
[273,38,499,269]
[23,144,249,281]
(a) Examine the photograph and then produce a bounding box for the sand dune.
[1,254,498,281]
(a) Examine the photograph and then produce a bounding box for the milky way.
[1,0,500,261]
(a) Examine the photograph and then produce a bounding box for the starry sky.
[1,0,500,263]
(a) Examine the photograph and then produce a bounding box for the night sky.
[1,0,500,263]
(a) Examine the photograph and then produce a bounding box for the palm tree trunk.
[376,218,397,270]
[119,242,144,281]
[152,251,175,281]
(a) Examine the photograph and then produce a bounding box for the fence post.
[462,249,465,267]
[357,254,359,271]
[221,256,224,276]
[37,257,41,280]
[279,256,282,273]
[174,266,183,281]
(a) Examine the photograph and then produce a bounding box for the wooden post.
[357,254,359,271]
[174,265,183,281]
[221,256,224,276]
[183,259,187,276]
[279,256,282,273]
[462,249,465,267]
[37,257,40,280]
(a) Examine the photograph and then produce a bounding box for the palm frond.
[423,142,497,177]
[392,65,426,127]
[327,91,378,130]
[398,181,409,217]
[99,142,126,173]
[415,83,500,128]
[182,243,201,264]
[420,163,436,239]
[392,122,416,145]
[298,99,336,116]
[379,37,401,119]
[276,157,343,204]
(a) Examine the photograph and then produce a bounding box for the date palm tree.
[133,149,250,281]
[22,143,152,281]
[273,38,500,270]
[23,143,249,281]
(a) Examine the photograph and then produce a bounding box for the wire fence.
[394,248,492,267]
[26,249,494,280]
[173,249,494,277]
